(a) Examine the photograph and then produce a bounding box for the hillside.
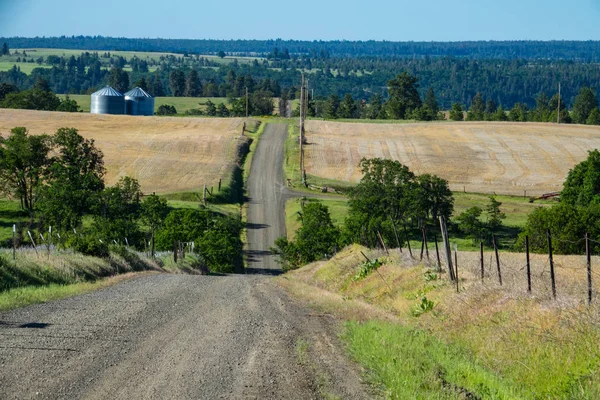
[304,121,600,196]
[0,109,249,194]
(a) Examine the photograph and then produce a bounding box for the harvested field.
[0,109,249,194]
[304,121,600,196]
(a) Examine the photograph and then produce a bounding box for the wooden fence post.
[492,234,502,286]
[403,222,413,258]
[547,229,556,299]
[454,244,459,293]
[480,241,484,282]
[377,230,389,256]
[438,216,455,280]
[526,235,531,293]
[434,234,441,272]
[218,178,222,192]
[423,226,429,260]
[390,217,402,253]
[586,233,592,305]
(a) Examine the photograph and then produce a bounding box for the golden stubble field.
[305,121,600,196]
[0,109,247,194]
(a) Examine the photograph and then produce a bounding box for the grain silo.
[91,86,125,115]
[124,87,154,116]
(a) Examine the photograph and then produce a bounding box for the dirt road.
[0,123,370,399]
[246,123,292,273]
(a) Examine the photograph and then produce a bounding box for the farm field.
[303,120,600,196]
[0,109,249,194]
[57,94,229,114]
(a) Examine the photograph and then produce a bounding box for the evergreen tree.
[1,42,9,56]
[549,94,571,123]
[368,94,383,119]
[532,92,550,122]
[205,100,216,116]
[339,94,357,118]
[587,108,600,125]
[449,103,464,121]
[151,75,165,97]
[216,103,230,117]
[384,72,422,119]
[467,92,485,121]
[323,94,341,119]
[572,86,598,124]
[493,105,508,121]
[508,103,529,122]
[169,70,185,97]
[422,88,439,120]
[134,77,148,92]
[484,99,497,120]
[107,68,129,93]
[185,69,201,97]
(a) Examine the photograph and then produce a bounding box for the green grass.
[0,199,29,244]
[0,61,52,74]
[57,94,229,114]
[285,197,348,240]
[344,320,518,399]
[0,278,128,311]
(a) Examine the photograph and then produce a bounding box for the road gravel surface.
[0,123,370,399]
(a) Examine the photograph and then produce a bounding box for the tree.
[339,93,357,118]
[323,94,341,119]
[508,103,529,122]
[216,103,230,117]
[141,194,169,258]
[422,88,440,120]
[484,99,498,120]
[56,95,80,112]
[169,70,186,97]
[38,128,105,231]
[0,127,52,219]
[415,174,454,221]
[0,83,18,102]
[572,86,598,124]
[205,100,216,116]
[107,68,129,93]
[150,75,165,97]
[1,43,9,56]
[449,103,464,121]
[134,77,149,92]
[273,201,340,270]
[532,93,550,122]
[92,177,142,245]
[492,105,508,121]
[549,93,571,123]
[368,94,384,119]
[250,90,274,115]
[456,207,486,242]
[217,51,226,58]
[485,196,505,232]
[384,72,422,119]
[467,92,485,121]
[156,105,177,115]
[587,108,600,125]
[185,69,201,97]
[561,149,600,207]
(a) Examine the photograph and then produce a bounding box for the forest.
[1,38,600,110]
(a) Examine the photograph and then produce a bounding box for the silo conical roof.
[124,87,153,98]
[92,86,124,97]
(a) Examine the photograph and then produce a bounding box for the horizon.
[1,0,599,41]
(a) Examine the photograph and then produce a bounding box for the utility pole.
[557,82,561,124]
[245,86,249,118]
[299,74,305,178]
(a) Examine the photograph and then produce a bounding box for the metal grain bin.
[91,86,125,115]
[124,87,154,116]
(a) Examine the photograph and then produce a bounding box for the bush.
[67,234,109,258]
[156,105,177,115]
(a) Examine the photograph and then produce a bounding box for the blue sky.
[1,0,599,41]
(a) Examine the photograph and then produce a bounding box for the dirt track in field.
[0,109,248,194]
[305,120,600,196]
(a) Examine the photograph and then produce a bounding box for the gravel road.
[0,123,370,399]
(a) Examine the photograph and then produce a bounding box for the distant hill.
[3,36,600,61]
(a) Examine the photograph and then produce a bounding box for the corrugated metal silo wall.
[138,97,155,116]
[91,96,126,114]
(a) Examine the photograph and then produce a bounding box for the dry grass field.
[0,109,248,194]
[304,121,600,196]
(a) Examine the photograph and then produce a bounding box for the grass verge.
[278,245,600,399]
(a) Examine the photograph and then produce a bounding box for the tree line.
[4,37,600,61]
[0,127,242,272]
[3,43,600,110]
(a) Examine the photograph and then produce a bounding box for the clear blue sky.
[1,0,599,41]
